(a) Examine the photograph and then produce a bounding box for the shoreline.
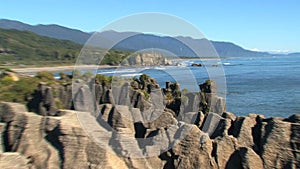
[9,57,228,75]
[11,65,119,75]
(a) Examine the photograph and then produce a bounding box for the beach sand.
[11,65,118,75]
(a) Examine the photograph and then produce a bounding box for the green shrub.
[165,92,174,104]
[140,89,150,101]
[205,79,212,85]
[72,70,82,78]
[101,49,131,65]
[36,71,55,83]
[0,76,14,85]
[181,88,189,95]
[139,74,150,83]
[82,71,94,81]
[55,99,65,109]
[0,77,39,103]
[181,95,188,105]
[96,74,112,85]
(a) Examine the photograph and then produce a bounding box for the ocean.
[65,55,300,118]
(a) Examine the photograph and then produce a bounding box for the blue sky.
[0,0,299,52]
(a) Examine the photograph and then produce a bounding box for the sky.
[0,0,300,52]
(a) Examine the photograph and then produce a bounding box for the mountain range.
[0,19,298,57]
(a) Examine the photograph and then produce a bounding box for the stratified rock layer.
[0,101,299,169]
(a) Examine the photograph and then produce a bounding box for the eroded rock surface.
[0,100,299,169]
[27,82,58,116]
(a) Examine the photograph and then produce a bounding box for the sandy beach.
[11,65,118,75]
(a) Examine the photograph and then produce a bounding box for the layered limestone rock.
[259,118,300,169]
[0,102,128,169]
[57,84,72,109]
[213,135,239,169]
[180,92,201,115]
[228,114,263,148]
[199,80,226,115]
[2,70,299,168]
[0,100,299,169]
[18,71,226,120]
[0,152,31,169]
[172,124,217,169]
[27,82,58,116]
[180,111,205,128]
[164,80,226,118]
[123,52,171,66]
[202,112,224,137]
[225,147,264,169]
[0,102,60,168]
[59,110,128,169]
[0,123,4,153]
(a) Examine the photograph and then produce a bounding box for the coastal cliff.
[0,73,299,169]
[121,52,172,66]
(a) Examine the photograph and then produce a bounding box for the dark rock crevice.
[228,117,245,138]
[45,125,64,169]
[199,113,209,130]
[259,119,275,157]
[227,118,236,137]
[27,83,58,116]
[210,119,228,139]
[134,122,146,138]
[2,121,11,152]
[211,141,218,166]
[3,114,28,152]
[251,115,263,154]
[290,124,300,167]
[159,150,178,169]
[225,149,243,169]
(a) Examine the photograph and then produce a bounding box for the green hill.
[0,28,82,66]
[0,28,135,67]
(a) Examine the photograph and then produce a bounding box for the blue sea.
[65,55,300,118]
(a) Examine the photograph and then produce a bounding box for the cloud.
[249,48,261,52]
[267,49,291,54]
[248,48,291,54]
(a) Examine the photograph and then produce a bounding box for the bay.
[60,55,300,118]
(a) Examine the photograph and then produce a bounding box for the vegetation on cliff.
[0,28,136,67]
[0,70,59,103]
[0,28,81,66]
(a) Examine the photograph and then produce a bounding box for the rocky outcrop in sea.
[0,74,299,169]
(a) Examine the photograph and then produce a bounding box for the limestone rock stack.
[0,101,298,168]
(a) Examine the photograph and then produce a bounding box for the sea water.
[224,55,300,117]
[62,55,300,118]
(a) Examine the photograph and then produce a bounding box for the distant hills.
[0,28,130,66]
[0,19,299,58]
[0,19,90,44]
[0,28,82,66]
[96,31,271,57]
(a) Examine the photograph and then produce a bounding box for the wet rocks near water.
[191,63,203,67]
